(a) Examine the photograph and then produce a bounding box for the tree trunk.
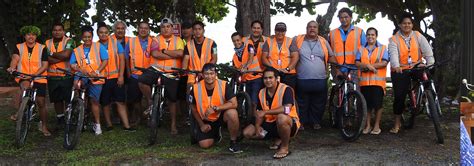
[176,0,196,24]
[235,0,271,36]
[316,1,339,39]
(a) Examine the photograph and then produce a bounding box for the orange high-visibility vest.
[294,34,329,67]
[390,31,422,70]
[193,79,227,122]
[45,37,70,76]
[329,27,362,65]
[266,36,295,74]
[103,38,121,79]
[187,38,214,84]
[358,45,387,90]
[232,43,262,81]
[110,34,130,46]
[243,35,267,69]
[258,83,300,128]
[73,42,105,84]
[16,42,47,83]
[151,35,183,71]
[129,37,152,75]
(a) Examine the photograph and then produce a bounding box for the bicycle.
[219,64,261,125]
[58,68,106,150]
[10,71,48,148]
[401,62,446,144]
[327,63,367,142]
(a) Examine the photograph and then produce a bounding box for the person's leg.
[242,124,256,139]
[296,79,310,128]
[88,82,103,134]
[312,79,327,129]
[198,139,214,149]
[372,86,384,134]
[116,102,131,129]
[275,114,292,157]
[164,78,180,134]
[223,109,240,141]
[391,72,410,132]
[361,86,372,133]
[37,96,50,135]
[101,79,114,128]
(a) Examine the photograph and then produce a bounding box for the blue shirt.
[337,25,367,45]
[70,44,109,64]
[355,41,389,62]
[100,41,125,55]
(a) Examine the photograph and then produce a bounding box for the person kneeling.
[189,63,242,153]
[243,67,300,159]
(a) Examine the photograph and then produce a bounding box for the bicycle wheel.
[15,97,32,148]
[237,92,252,125]
[189,108,198,145]
[63,97,85,150]
[339,90,367,142]
[327,87,339,128]
[149,92,161,145]
[424,90,444,144]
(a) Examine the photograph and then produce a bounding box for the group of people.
[6,7,434,159]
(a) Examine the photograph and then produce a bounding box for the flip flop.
[389,127,401,134]
[273,151,291,159]
[363,127,372,134]
[42,130,52,137]
[9,114,17,121]
[370,129,381,135]
[269,143,281,150]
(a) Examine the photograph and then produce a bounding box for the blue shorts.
[75,76,103,102]
[245,78,263,104]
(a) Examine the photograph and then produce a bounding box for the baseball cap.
[275,22,287,32]
[161,18,173,26]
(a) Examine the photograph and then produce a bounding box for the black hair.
[182,21,193,29]
[81,25,94,36]
[138,21,150,27]
[231,32,242,38]
[52,22,64,30]
[366,27,378,36]
[96,21,108,33]
[398,14,414,24]
[202,63,217,72]
[338,7,353,18]
[192,21,205,29]
[251,20,264,29]
[263,67,280,78]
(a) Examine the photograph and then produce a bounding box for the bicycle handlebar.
[463,79,474,91]
[218,64,262,74]
[11,71,48,80]
[56,68,106,79]
[329,62,358,71]
[170,67,201,74]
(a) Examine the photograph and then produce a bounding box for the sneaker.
[123,127,137,132]
[93,123,102,135]
[229,141,243,154]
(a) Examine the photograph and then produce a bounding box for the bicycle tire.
[425,90,444,144]
[149,92,161,145]
[15,97,31,148]
[237,92,252,125]
[327,87,339,128]
[339,90,367,142]
[63,98,85,150]
[189,108,198,145]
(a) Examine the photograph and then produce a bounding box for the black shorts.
[361,86,384,111]
[100,78,126,105]
[193,115,224,142]
[19,80,47,97]
[261,118,298,139]
[47,77,73,103]
[126,77,142,103]
[138,69,179,102]
[177,75,188,100]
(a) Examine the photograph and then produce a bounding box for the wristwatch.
[212,106,218,112]
[285,67,290,72]
[161,49,166,54]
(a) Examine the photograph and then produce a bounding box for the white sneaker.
[93,123,102,135]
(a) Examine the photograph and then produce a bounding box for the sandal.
[363,127,372,134]
[9,114,17,121]
[389,127,401,134]
[42,129,52,137]
[269,143,281,150]
[370,128,381,135]
[273,151,291,159]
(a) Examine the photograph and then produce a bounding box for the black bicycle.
[327,63,367,142]
[219,64,260,125]
[58,68,105,150]
[11,71,48,148]
[401,62,445,144]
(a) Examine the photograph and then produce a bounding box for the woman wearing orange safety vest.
[70,25,109,135]
[355,27,389,135]
[388,14,434,134]
[7,26,50,136]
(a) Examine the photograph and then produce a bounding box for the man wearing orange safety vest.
[242,20,268,69]
[45,22,75,128]
[182,21,218,89]
[70,25,109,135]
[329,8,366,82]
[291,21,337,131]
[110,20,130,80]
[8,26,50,136]
[96,22,134,132]
[231,32,263,115]
[388,14,434,134]
[355,27,389,135]
[139,18,185,134]
[242,67,300,159]
[125,22,153,124]
[261,22,299,90]
[189,63,242,153]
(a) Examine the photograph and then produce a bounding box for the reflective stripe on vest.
[358,45,387,90]
[129,37,151,75]
[258,83,299,123]
[295,34,329,67]
[232,42,262,81]
[194,79,226,122]
[74,43,104,84]
[151,35,182,71]
[16,43,47,83]
[46,37,70,76]
[267,37,295,73]
[188,38,213,71]
[330,27,362,65]
[105,38,120,79]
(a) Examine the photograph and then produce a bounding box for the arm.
[210,53,217,64]
[210,43,217,64]
[288,51,299,70]
[418,35,434,65]
[388,39,400,68]
[97,60,108,73]
[48,56,63,64]
[51,39,74,60]
[7,54,20,72]
[261,51,272,68]
[216,96,237,111]
[182,54,190,70]
[34,61,49,75]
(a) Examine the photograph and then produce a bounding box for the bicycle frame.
[335,73,358,115]
[408,70,441,116]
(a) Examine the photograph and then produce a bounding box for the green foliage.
[19,26,41,36]
[270,0,320,16]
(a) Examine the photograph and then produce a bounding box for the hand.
[416,63,426,68]
[256,111,266,119]
[205,107,215,118]
[255,126,263,138]
[7,67,16,73]
[89,71,98,77]
[394,67,403,73]
[20,75,31,80]
[366,64,377,73]
[117,76,124,87]
[200,124,211,133]
[240,68,247,73]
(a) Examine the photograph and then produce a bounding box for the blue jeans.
[245,78,263,104]
[296,79,327,125]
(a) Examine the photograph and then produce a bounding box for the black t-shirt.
[13,45,48,61]
[183,38,217,58]
[256,84,294,110]
[190,83,235,104]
